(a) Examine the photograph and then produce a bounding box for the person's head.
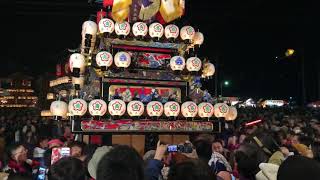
[277,155,320,180]
[235,143,269,179]
[212,140,224,154]
[168,159,216,180]
[192,134,214,163]
[7,143,28,163]
[38,137,49,149]
[48,157,85,180]
[96,145,144,180]
[69,141,86,158]
[239,134,247,144]
[88,146,113,179]
[26,119,31,125]
[48,139,64,149]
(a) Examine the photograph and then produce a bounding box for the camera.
[167,143,193,153]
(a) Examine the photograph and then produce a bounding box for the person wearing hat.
[88,146,113,179]
[48,139,64,149]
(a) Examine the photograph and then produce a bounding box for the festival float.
[44,0,238,151]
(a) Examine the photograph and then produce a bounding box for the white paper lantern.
[198,102,214,118]
[132,22,148,37]
[88,99,107,116]
[225,106,237,121]
[164,101,180,117]
[108,99,126,116]
[193,32,204,45]
[127,101,144,117]
[170,56,185,71]
[115,21,130,36]
[147,101,163,117]
[68,99,87,116]
[180,26,195,41]
[114,51,131,68]
[69,53,86,73]
[149,23,164,39]
[186,57,202,72]
[50,100,68,117]
[96,51,113,68]
[72,76,85,89]
[202,62,215,77]
[213,103,230,118]
[165,24,179,39]
[98,18,115,34]
[181,101,198,118]
[82,21,98,36]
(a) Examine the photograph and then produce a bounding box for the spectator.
[47,139,64,149]
[48,157,86,180]
[96,145,144,180]
[33,137,49,163]
[88,146,113,179]
[69,141,86,159]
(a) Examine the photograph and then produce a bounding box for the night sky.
[5,0,320,102]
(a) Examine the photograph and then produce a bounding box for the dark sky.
[4,0,320,101]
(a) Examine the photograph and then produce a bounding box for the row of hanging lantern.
[50,98,237,121]
[97,17,204,44]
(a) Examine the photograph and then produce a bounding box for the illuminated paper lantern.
[186,57,202,72]
[108,99,126,116]
[81,21,97,55]
[180,26,195,41]
[149,22,164,39]
[193,32,204,46]
[114,51,131,68]
[68,99,87,116]
[127,100,144,117]
[147,101,164,117]
[82,21,98,36]
[132,22,148,37]
[225,106,237,121]
[170,56,185,71]
[164,101,180,117]
[181,101,198,118]
[88,99,107,116]
[213,103,229,118]
[50,100,68,117]
[202,62,215,77]
[115,21,131,36]
[198,102,214,118]
[165,24,179,39]
[96,51,113,69]
[98,18,115,34]
[69,53,85,76]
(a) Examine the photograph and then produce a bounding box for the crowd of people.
[0,107,320,180]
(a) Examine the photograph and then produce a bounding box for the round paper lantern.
[132,22,148,37]
[186,57,202,72]
[181,101,198,118]
[68,99,87,116]
[164,101,180,117]
[114,51,131,68]
[202,62,215,77]
[147,101,163,117]
[180,26,195,41]
[115,21,130,36]
[88,99,107,116]
[98,18,115,34]
[198,102,214,118]
[149,23,164,39]
[165,24,179,39]
[127,101,144,117]
[72,76,85,90]
[213,103,230,118]
[170,56,185,71]
[96,51,113,68]
[50,100,68,117]
[193,32,204,46]
[225,106,237,121]
[108,99,126,116]
[69,53,86,76]
[82,21,98,36]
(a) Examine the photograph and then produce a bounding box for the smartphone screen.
[167,145,178,152]
[51,147,70,165]
[37,167,46,180]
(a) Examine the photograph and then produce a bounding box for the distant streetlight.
[220,80,230,97]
